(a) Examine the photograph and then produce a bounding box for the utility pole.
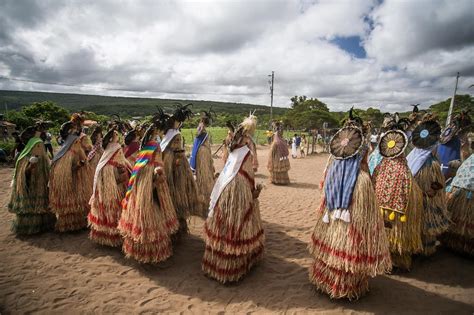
[446,72,460,126]
[268,71,274,123]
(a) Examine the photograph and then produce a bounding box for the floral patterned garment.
[374,156,411,214]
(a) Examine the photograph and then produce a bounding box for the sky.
[0,0,473,111]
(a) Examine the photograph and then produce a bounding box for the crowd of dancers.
[6,103,473,300]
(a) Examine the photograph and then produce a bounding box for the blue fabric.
[437,136,461,176]
[295,136,301,146]
[324,153,363,211]
[368,146,383,175]
[189,132,208,171]
[407,146,434,176]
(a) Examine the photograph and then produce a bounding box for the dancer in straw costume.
[49,121,89,232]
[8,124,55,234]
[372,113,423,270]
[76,132,94,214]
[221,121,235,164]
[161,104,204,234]
[189,109,216,212]
[202,113,264,283]
[441,154,474,256]
[88,126,132,247]
[308,108,391,300]
[124,129,141,165]
[407,113,450,255]
[87,125,104,170]
[118,111,179,263]
[437,110,471,176]
[267,121,290,185]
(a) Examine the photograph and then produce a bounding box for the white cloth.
[90,142,121,202]
[208,145,250,217]
[291,138,297,157]
[160,129,180,152]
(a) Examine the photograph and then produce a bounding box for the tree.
[22,101,70,127]
[429,94,473,125]
[284,96,338,129]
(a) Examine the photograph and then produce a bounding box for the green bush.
[0,140,17,156]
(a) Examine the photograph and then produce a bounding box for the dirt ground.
[0,147,473,314]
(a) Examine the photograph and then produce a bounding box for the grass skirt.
[88,153,129,247]
[267,143,290,185]
[8,156,54,234]
[195,138,215,214]
[162,134,203,232]
[384,183,423,270]
[49,151,88,232]
[202,155,265,283]
[308,170,391,299]
[440,187,473,256]
[309,258,369,300]
[414,160,450,255]
[118,164,178,263]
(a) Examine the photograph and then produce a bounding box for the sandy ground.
[0,147,473,314]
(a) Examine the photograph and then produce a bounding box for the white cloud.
[0,0,472,112]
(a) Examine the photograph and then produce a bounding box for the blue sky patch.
[331,36,367,59]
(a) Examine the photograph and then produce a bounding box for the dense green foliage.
[1,90,471,133]
[0,90,286,121]
[5,101,69,129]
[428,94,473,124]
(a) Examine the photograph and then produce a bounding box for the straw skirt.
[202,153,265,283]
[308,169,391,299]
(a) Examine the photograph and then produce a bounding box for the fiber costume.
[372,114,423,270]
[87,125,104,169]
[88,127,132,247]
[190,109,216,212]
[202,113,264,283]
[49,121,90,232]
[267,121,290,185]
[161,104,204,234]
[308,109,391,300]
[407,113,450,255]
[442,154,474,256]
[8,126,54,234]
[76,133,94,218]
[437,110,471,176]
[118,117,178,263]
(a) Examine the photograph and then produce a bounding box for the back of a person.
[295,136,301,147]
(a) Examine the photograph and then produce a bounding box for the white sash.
[90,142,122,203]
[208,145,250,217]
[160,129,180,152]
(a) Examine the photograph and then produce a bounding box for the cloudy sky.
[0,0,473,111]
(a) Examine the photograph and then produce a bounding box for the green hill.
[0,90,287,117]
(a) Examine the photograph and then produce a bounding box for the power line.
[0,75,270,97]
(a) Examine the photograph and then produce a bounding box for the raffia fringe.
[11,213,55,235]
[309,258,369,300]
[122,237,173,264]
[202,246,264,283]
[445,187,474,238]
[89,229,122,247]
[308,170,392,276]
[440,233,474,256]
[162,134,202,219]
[195,139,215,215]
[384,181,423,269]
[55,212,88,232]
[415,161,450,237]
[270,171,290,185]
